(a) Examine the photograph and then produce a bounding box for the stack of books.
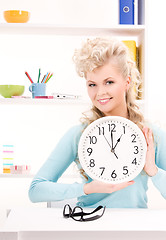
[2,144,14,174]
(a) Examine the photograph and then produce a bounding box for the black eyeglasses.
[63,204,106,222]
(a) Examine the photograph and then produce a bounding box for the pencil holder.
[29,83,46,98]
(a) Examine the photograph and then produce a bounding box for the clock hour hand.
[112,134,123,151]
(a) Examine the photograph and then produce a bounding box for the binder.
[122,40,137,63]
[119,0,135,24]
[122,40,142,99]
[138,0,144,24]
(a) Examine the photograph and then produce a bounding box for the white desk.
[2,207,166,240]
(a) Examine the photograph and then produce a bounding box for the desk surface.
[4,207,166,232]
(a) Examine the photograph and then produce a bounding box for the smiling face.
[86,60,130,118]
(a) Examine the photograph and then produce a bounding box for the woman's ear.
[126,76,131,91]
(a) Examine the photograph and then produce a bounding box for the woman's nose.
[97,86,107,97]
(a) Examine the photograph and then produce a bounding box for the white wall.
[143,0,166,208]
[146,0,166,129]
[0,0,118,26]
[0,0,166,210]
[0,0,118,210]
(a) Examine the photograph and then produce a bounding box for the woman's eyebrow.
[104,77,114,81]
[86,80,96,83]
[87,77,114,82]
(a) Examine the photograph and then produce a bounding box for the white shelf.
[0,97,91,105]
[0,98,144,107]
[0,173,34,178]
[0,173,80,179]
[0,23,145,36]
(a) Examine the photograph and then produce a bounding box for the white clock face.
[78,116,147,184]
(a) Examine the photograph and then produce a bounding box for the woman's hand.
[143,127,158,176]
[83,127,158,195]
[84,180,134,195]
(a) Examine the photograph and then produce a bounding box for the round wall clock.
[78,116,147,184]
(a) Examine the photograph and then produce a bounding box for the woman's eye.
[88,83,96,87]
[106,81,114,85]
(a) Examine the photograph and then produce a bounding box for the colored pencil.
[41,75,46,83]
[44,73,50,83]
[37,68,41,83]
[25,72,33,83]
[45,73,53,83]
[42,72,49,84]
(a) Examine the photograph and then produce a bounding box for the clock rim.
[78,116,147,184]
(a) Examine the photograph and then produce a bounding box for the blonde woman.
[29,38,166,208]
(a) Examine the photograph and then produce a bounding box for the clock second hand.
[103,135,119,159]
[103,135,112,150]
[103,131,114,151]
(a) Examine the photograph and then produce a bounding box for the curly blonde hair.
[73,37,144,129]
[73,37,145,180]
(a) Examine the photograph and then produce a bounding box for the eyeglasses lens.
[72,206,83,221]
[63,204,72,218]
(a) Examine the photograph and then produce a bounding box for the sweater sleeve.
[150,126,166,199]
[28,125,86,203]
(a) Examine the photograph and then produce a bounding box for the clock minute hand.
[111,130,114,150]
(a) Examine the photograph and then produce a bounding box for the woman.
[29,38,166,208]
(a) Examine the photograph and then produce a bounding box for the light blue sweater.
[29,123,166,208]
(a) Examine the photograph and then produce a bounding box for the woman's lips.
[97,97,113,105]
